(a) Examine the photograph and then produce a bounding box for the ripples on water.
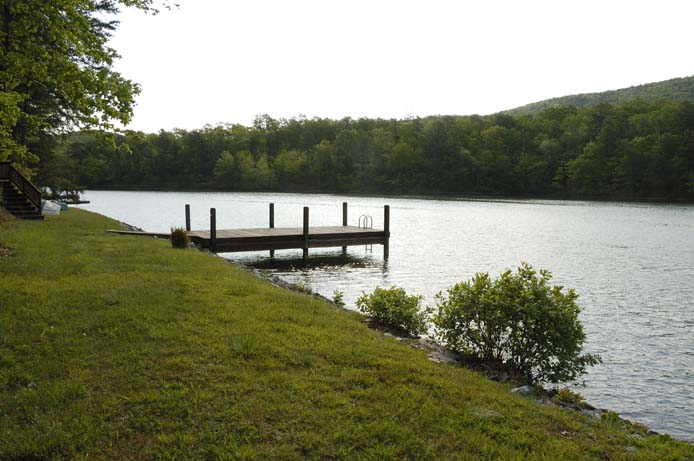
[82,191,694,441]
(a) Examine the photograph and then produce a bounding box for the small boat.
[54,201,69,210]
[42,200,61,215]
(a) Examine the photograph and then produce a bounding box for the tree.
[213,151,238,187]
[273,149,307,189]
[0,0,168,167]
[33,138,81,198]
[254,153,273,189]
[308,139,337,188]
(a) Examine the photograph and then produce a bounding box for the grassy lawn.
[1,209,692,460]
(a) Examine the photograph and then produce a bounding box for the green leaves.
[0,1,152,166]
[356,286,429,337]
[433,263,601,384]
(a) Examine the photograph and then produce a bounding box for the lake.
[80,190,694,441]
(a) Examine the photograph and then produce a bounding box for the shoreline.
[87,188,694,207]
[117,215,684,442]
[113,211,690,443]
[2,209,691,458]
[155,222,675,442]
[236,262,653,432]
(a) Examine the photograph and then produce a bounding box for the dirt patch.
[0,205,17,223]
[0,247,12,257]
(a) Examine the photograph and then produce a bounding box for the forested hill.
[40,99,694,201]
[505,75,694,116]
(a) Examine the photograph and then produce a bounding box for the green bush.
[170,227,190,248]
[292,281,312,294]
[332,290,345,308]
[356,286,429,336]
[552,387,585,406]
[433,263,601,384]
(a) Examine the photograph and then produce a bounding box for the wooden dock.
[186,202,390,263]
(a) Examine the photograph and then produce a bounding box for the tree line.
[506,75,694,116]
[40,99,694,201]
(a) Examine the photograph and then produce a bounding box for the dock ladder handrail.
[358,214,373,229]
[358,214,374,252]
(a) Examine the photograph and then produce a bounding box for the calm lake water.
[80,190,694,441]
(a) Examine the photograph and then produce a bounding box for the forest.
[506,75,694,116]
[39,99,694,201]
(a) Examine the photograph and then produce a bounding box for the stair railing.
[0,162,42,212]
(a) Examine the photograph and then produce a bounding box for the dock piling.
[269,203,275,258]
[210,208,217,252]
[342,202,348,255]
[303,206,309,265]
[384,205,390,260]
[185,204,191,231]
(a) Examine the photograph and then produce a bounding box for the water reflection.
[244,252,376,271]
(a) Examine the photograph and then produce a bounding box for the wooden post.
[303,206,309,265]
[185,204,191,231]
[210,208,217,252]
[269,203,275,258]
[383,205,390,260]
[342,202,348,255]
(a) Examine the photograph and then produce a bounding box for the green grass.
[1,209,692,460]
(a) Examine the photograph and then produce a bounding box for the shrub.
[332,290,345,308]
[433,263,601,384]
[170,227,190,248]
[552,387,585,406]
[292,281,312,294]
[356,286,429,336]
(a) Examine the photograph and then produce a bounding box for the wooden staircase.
[0,162,44,220]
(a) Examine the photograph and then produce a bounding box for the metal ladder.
[359,214,373,252]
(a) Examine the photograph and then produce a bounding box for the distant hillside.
[505,75,694,116]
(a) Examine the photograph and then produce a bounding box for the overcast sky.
[108,0,694,133]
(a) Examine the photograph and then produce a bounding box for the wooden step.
[4,205,37,213]
[3,194,32,200]
[11,209,42,217]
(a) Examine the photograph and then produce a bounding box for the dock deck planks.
[188,225,386,253]
[188,225,379,239]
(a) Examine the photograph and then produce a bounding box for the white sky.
[108,0,694,133]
